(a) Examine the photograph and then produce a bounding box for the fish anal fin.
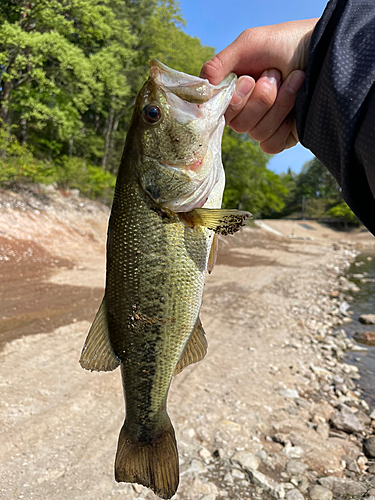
[182,208,252,235]
[115,417,179,499]
[174,317,207,376]
[79,297,120,372]
[207,233,219,274]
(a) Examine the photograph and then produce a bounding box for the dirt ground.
[1,186,375,500]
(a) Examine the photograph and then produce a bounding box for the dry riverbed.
[1,185,375,500]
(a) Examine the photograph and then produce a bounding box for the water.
[342,251,375,406]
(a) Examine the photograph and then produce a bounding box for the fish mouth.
[150,59,236,105]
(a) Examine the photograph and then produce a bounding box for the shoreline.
[1,187,375,499]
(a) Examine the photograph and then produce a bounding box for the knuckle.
[249,126,273,143]
[200,56,223,82]
[257,87,276,108]
[261,140,284,154]
[229,118,248,134]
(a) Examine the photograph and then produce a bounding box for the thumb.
[200,30,265,84]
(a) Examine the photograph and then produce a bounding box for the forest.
[0,0,356,223]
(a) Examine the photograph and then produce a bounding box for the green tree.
[222,129,287,217]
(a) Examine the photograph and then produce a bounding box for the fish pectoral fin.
[207,233,219,274]
[174,316,208,376]
[182,208,252,235]
[79,297,120,372]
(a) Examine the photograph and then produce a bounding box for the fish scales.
[79,59,251,499]
[107,180,210,435]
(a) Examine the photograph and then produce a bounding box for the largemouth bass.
[79,60,251,499]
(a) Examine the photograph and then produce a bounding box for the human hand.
[200,20,318,154]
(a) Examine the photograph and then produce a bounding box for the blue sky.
[178,0,329,174]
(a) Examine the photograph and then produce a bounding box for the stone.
[199,447,212,461]
[286,489,305,500]
[353,331,375,345]
[200,495,216,500]
[232,451,260,471]
[223,472,233,484]
[182,459,207,475]
[359,314,375,324]
[318,477,367,496]
[330,405,364,433]
[286,460,308,475]
[279,388,299,399]
[355,410,371,426]
[316,423,329,440]
[308,485,333,500]
[364,436,375,458]
[231,469,245,479]
[345,458,360,473]
[284,445,304,459]
[247,469,285,499]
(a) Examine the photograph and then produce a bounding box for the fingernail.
[287,71,305,93]
[264,69,280,87]
[236,77,254,97]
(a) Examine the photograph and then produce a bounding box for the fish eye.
[142,104,162,125]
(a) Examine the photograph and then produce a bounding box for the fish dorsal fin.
[181,208,252,235]
[79,297,120,372]
[207,233,219,274]
[174,317,207,376]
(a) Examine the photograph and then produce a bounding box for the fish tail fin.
[115,418,179,499]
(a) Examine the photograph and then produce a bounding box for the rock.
[247,469,285,499]
[345,458,360,473]
[359,314,375,324]
[308,485,333,500]
[231,469,245,479]
[182,459,207,475]
[279,388,299,399]
[132,484,144,493]
[232,451,260,471]
[353,331,375,345]
[370,409,375,420]
[330,405,364,433]
[223,472,233,484]
[286,489,305,500]
[364,436,375,458]
[339,301,350,316]
[318,477,367,496]
[286,460,308,475]
[200,495,216,500]
[355,410,371,426]
[316,423,329,440]
[284,445,304,459]
[351,344,369,352]
[199,447,212,461]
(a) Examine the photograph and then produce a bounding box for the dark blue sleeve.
[295,0,375,235]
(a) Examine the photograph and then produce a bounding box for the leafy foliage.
[279,157,358,224]
[0,0,214,175]
[222,129,287,217]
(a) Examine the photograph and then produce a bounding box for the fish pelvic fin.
[174,316,207,376]
[181,208,252,235]
[115,419,179,499]
[207,233,219,274]
[79,296,120,372]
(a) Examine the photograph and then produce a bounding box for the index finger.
[199,29,270,84]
